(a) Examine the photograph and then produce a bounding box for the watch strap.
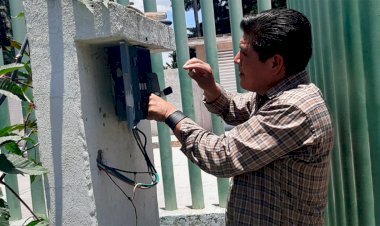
[165,110,187,130]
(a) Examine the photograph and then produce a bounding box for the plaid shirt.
[179,71,334,225]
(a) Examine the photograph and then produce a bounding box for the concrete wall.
[24,1,173,225]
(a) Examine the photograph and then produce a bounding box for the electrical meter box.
[106,43,171,129]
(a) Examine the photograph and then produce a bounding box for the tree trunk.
[192,0,201,37]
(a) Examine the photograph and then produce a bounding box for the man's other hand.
[148,94,177,122]
[183,58,216,90]
[183,58,221,103]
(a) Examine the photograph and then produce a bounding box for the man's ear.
[271,54,285,76]
[272,54,284,68]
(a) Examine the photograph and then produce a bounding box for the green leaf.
[0,198,10,226]
[24,63,32,75]
[21,137,37,145]
[0,153,48,175]
[0,63,24,75]
[0,78,28,102]
[12,12,25,19]
[10,40,21,50]
[3,142,22,156]
[17,71,30,79]
[0,124,24,137]
[0,135,22,146]
[27,218,49,226]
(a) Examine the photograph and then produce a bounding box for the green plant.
[0,39,48,226]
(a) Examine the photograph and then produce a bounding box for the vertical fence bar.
[171,0,205,209]
[199,0,229,208]
[286,0,292,9]
[319,1,346,225]
[306,1,331,224]
[143,0,178,211]
[359,1,380,224]
[307,1,321,87]
[227,0,244,93]
[328,0,358,224]
[257,0,271,13]
[9,0,47,217]
[0,48,22,221]
[341,0,375,225]
[315,1,340,225]
[301,0,317,83]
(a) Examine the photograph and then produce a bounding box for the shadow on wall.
[47,0,64,224]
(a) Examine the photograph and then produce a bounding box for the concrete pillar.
[23,1,174,225]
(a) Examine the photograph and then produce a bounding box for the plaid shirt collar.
[265,70,310,100]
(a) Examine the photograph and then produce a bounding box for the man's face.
[234,38,280,94]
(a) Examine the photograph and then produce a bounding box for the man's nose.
[234,52,241,64]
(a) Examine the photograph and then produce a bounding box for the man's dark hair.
[240,8,312,76]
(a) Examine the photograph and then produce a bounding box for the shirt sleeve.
[203,86,256,126]
[179,103,314,178]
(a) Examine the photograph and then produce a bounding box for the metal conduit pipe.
[199,0,229,208]
[143,0,178,211]
[171,0,205,209]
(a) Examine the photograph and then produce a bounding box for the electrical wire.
[96,126,160,188]
[105,170,138,226]
[96,125,159,225]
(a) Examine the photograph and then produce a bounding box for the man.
[148,8,334,226]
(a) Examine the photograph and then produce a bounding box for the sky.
[131,0,200,66]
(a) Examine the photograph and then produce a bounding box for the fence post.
[358,1,380,224]
[171,0,205,209]
[227,0,244,93]
[143,0,178,211]
[327,0,359,224]
[199,0,229,208]
[257,0,271,13]
[341,0,375,225]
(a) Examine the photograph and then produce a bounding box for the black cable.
[96,125,159,225]
[132,127,157,174]
[105,170,137,226]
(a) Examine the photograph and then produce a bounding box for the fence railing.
[289,0,380,225]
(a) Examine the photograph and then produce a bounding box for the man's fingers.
[184,63,209,74]
[183,57,203,67]
[183,58,207,70]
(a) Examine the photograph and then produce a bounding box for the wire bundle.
[96,126,159,189]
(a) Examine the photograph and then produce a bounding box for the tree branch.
[0,178,39,220]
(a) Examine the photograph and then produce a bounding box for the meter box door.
[107,43,160,129]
